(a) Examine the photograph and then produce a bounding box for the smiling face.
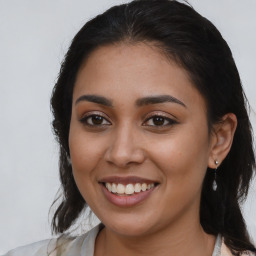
[69,43,214,237]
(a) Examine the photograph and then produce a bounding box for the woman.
[3,0,255,255]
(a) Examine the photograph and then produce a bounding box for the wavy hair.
[50,0,256,254]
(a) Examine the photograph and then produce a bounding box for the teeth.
[148,184,154,189]
[141,183,147,191]
[105,182,155,195]
[106,183,112,192]
[125,184,134,194]
[116,184,125,194]
[112,183,117,193]
[134,183,141,193]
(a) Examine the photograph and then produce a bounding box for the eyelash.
[79,113,177,128]
[80,113,111,127]
[143,115,177,127]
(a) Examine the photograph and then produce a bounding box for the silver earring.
[212,160,219,191]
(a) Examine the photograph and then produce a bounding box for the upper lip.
[98,176,159,185]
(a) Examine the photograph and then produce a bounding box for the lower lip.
[100,184,157,207]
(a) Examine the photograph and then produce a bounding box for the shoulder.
[221,240,256,256]
[1,238,57,256]
[1,224,101,256]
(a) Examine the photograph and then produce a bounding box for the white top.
[1,225,253,256]
[1,225,100,256]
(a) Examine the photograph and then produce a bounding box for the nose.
[104,124,146,168]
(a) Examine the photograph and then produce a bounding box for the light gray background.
[0,0,255,253]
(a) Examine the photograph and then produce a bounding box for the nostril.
[104,144,146,168]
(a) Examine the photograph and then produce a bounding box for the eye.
[80,114,111,126]
[143,115,177,127]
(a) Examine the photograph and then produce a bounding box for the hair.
[50,0,256,254]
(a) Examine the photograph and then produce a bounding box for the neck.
[94,217,216,256]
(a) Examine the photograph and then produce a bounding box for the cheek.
[68,132,105,206]
[148,128,210,187]
[68,124,107,181]
[69,123,105,165]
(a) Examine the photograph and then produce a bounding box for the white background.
[0,0,255,253]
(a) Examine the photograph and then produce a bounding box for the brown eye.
[80,114,111,126]
[152,116,165,126]
[143,115,177,127]
[91,115,104,125]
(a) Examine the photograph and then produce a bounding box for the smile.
[104,182,155,196]
[99,176,159,207]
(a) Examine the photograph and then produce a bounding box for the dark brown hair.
[50,1,256,254]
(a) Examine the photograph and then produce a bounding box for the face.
[69,43,214,237]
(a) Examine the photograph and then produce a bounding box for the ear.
[208,113,237,169]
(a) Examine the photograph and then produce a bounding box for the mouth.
[103,182,157,196]
[98,177,159,207]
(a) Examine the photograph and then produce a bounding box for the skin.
[69,43,237,256]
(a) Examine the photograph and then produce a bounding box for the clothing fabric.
[2,225,254,256]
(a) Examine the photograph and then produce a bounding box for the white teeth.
[105,182,155,195]
[141,183,147,191]
[134,183,141,193]
[106,182,112,192]
[112,183,117,193]
[125,184,134,194]
[116,184,125,194]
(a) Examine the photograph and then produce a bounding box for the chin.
[112,225,151,237]
[102,216,158,237]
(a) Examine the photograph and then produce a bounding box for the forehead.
[77,42,172,85]
[74,43,206,112]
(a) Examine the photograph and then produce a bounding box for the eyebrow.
[136,95,186,108]
[75,94,186,108]
[75,94,113,107]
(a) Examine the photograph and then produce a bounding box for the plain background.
[0,0,255,253]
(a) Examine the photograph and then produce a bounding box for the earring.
[212,160,219,191]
